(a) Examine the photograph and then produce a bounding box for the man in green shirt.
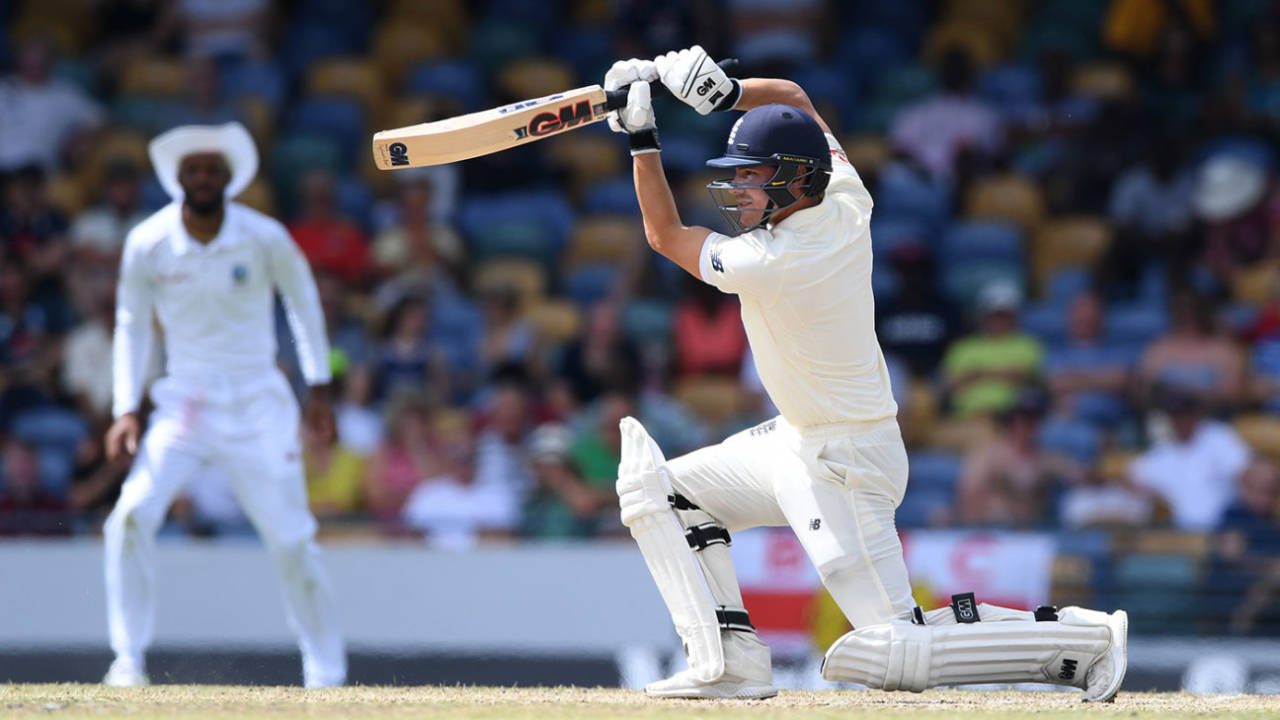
[943,282,1044,416]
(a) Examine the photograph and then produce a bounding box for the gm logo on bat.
[512,100,605,139]
[388,142,409,166]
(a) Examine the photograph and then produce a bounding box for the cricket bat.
[372,60,738,170]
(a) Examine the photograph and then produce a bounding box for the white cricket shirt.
[112,202,331,418]
[698,134,897,428]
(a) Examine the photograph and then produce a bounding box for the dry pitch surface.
[3,685,1280,720]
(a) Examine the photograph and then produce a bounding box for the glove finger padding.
[655,45,736,115]
[605,58,658,133]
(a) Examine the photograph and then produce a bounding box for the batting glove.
[604,58,659,133]
[655,45,740,115]
[615,82,660,155]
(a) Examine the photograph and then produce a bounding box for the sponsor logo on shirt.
[710,247,724,273]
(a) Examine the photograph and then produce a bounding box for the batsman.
[605,46,1128,701]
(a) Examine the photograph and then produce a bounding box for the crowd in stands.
[3,0,1280,632]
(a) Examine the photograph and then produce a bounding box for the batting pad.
[821,617,1110,691]
[616,418,724,683]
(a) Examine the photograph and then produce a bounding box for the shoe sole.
[645,683,778,700]
[1083,610,1128,703]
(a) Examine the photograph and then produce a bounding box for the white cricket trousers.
[666,415,915,629]
[104,369,347,687]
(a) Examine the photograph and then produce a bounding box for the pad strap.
[716,606,756,633]
[686,523,731,550]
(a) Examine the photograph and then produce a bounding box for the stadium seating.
[964,174,1046,232]
[404,60,486,112]
[472,258,547,309]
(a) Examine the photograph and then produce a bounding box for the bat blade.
[372,85,610,169]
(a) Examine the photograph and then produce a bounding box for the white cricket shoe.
[645,632,777,700]
[1061,607,1128,702]
[102,657,150,687]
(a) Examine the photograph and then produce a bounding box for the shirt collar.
[167,202,237,255]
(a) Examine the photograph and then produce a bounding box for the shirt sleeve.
[698,228,785,301]
[267,223,332,385]
[111,237,155,418]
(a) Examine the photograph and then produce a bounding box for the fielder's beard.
[184,192,224,217]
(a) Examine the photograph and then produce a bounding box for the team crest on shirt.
[231,264,248,286]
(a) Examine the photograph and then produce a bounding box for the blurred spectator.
[0,437,70,536]
[1128,388,1251,531]
[364,394,440,525]
[672,277,745,379]
[875,242,956,378]
[175,0,270,60]
[890,47,1004,181]
[60,259,119,419]
[371,178,464,281]
[315,272,371,373]
[1,165,72,314]
[1105,0,1216,59]
[1059,466,1154,530]
[478,287,535,374]
[370,295,449,404]
[1138,291,1246,410]
[334,366,381,457]
[1205,460,1280,636]
[519,423,614,539]
[942,283,1044,417]
[288,170,371,288]
[1046,290,1133,425]
[1192,155,1280,285]
[304,399,366,520]
[955,389,1084,528]
[0,260,51,370]
[1101,138,1196,295]
[70,159,147,257]
[0,37,105,172]
[473,366,536,501]
[401,409,519,548]
[94,0,176,79]
[570,387,634,492]
[558,300,641,405]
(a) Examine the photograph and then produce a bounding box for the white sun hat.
[1192,154,1267,222]
[147,122,259,202]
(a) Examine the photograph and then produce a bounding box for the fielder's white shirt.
[112,202,331,418]
[698,134,897,428]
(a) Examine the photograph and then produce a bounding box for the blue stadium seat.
[1038,416,1101,464]
[1047,266,1092,303]
[1112,554,1199,635]
[459,191,575,263]
[110,96,183,133]
[940,221,1024,264]
[335,176,373,231]
[565,264,617,306]
[870,217,930,256]
[140,177,171,211]
[280,22,357,77]
[404,61,485,111]
[559,27,611,84]
[896,488,951,528]
[623,299,675,345]
[941,260,1025,306]
[284,98,366,166]
[1105,302,1168,347]
[658,133,717,174]
[874,162,950,230]
[836,25,912,86]
[908,450,962,493]
[11,406,88,498]
[270,133,343,214]
[871,263,900,301]
[870,64,937,107]
[223,61,286,108]
[468,20,542,76]
[584,178,639,216]
[978,64,1041,121]
[1021,301,1068,345]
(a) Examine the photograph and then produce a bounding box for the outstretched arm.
[633,153,711,280]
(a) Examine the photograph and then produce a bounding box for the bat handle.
[604,58,740,112]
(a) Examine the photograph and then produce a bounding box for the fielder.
[606,47,1127,701]
[102,122,346,687]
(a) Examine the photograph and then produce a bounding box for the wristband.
[629,129,661,155]
[711,79,742,112]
